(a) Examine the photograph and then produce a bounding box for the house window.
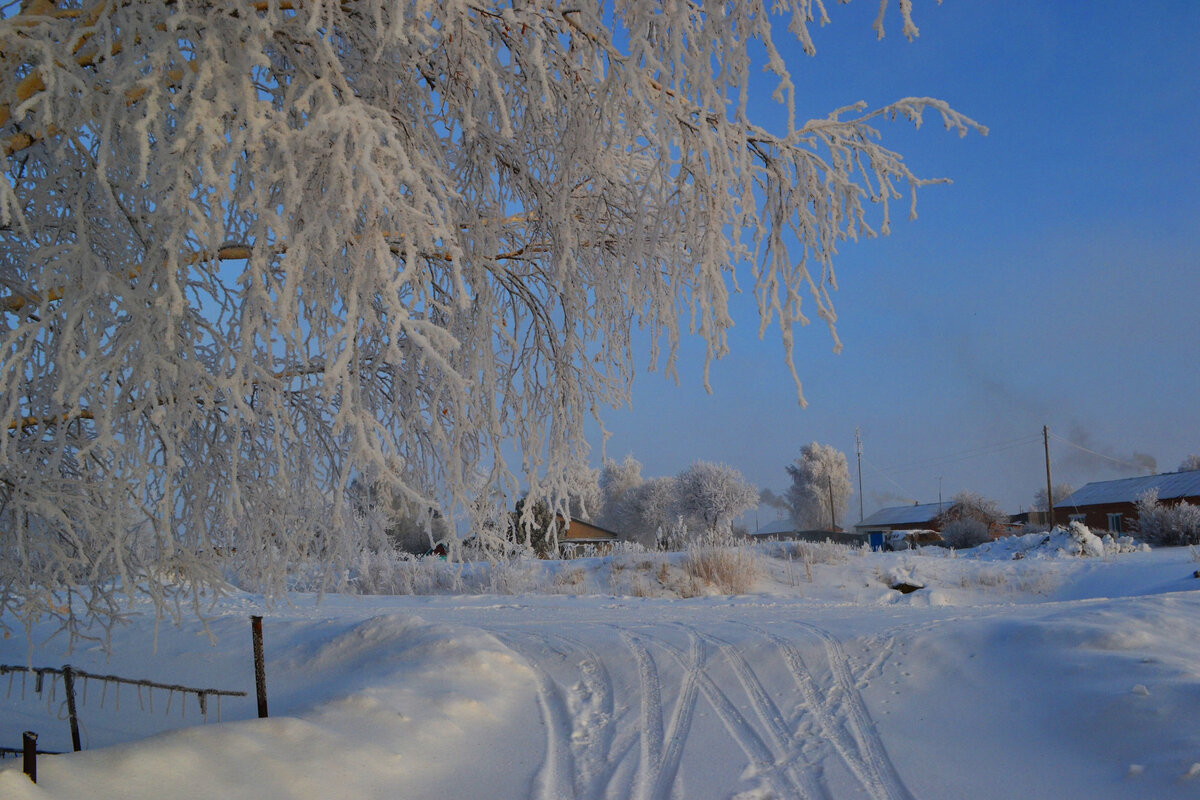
[1106,513,1123,533]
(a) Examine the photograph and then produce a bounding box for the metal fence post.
[22,731,37,783]
[250,616,268,718]
[62,665,82,752]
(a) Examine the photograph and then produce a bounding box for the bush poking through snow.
[940,518,992,549]
[683,537,760,595]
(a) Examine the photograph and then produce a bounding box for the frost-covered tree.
[595,454,650,538]
[563,461,602,522]
[785,442,853,529]
[1178,455,1200,472]
[0,1,981,632]
[596,455,645,530]
[938,490,1006,533]
[1033,483,1074,513]
[1135,489,1200,546]
[348,479,452,556]
[613,475,681,548]
[675,460,758,538]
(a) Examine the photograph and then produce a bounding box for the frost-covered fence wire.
[0,663,246,751]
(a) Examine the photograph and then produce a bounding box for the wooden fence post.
[250,616,268,718]
[22,731,37,783]
[61,665,82,752]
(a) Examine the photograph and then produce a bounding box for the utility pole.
[1044,425,1054,527]
[937,476,943,512]
[828,474,837,531]
[855,427,864,523]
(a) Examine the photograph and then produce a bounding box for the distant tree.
[785,443,853,530]
[386,506,453,556]
[675,461,759,538]
[937,490,1007,539]
[1179,455,1200,472]
[613,476,682,549]
[596,456,645,531]
[1033,483,1075,513]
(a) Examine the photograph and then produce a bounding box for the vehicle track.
[740,621,916,800]
[483,618,914,800]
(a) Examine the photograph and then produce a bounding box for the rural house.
[557,517,621,558]
[853,502,947,549]
[747,517,860,546]
[1053,470,1200,532]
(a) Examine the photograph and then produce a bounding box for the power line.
[870,434,1043,476]
[1047,432,1155,473]
[860,453,918,501]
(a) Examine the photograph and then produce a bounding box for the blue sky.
[588,0,1200,523]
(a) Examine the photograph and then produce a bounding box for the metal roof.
[752,517,802,537]
[1055,470,1200,509]
[749,518,857,537]
[855,501,946,529]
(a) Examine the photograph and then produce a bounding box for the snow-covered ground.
[3,533,1200,799]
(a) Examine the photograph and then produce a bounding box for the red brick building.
[1053,470,1200,533]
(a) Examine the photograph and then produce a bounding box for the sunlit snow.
[3,538,1200,799]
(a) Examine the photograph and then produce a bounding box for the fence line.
[1,663,246,751]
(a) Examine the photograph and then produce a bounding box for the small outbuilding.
[853,502,947,550]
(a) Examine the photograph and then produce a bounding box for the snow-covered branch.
[0,0,982,631]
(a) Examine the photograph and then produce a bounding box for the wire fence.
[1,662,247,754]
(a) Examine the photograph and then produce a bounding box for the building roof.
[855,501,946,529]
[562,517,620,540]
[752,517,802,537]
[1055,470,1200,509]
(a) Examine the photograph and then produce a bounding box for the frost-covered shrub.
[940,518,992,550]
[764,539,853,566]
[1136,490,1200,546]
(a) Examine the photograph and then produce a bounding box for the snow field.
[3,540,1200,798]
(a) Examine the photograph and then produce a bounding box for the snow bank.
[971,522,1149,560]
[4,542,1200,799]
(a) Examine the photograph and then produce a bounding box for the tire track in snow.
[490,630,578,800]
[693,628,828,800]
[648,631,705,800]
[741,621,915,800]
[799,622,915,800]
[619,630,665,800]
[652,627,810,800]
[619,628,712,800]
[476,617,911,800]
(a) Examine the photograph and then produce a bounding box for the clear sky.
[587,0,1200,524]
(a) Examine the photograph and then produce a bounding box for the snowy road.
[483,618,913,800]
[6,545,1200,800]
[376,597,921,800]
